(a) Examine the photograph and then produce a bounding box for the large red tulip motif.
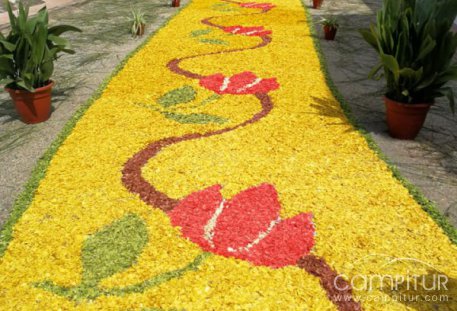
[168,183,315,268]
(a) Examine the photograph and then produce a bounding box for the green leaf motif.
[81,214,148,286]
[157,85,196,108]
[199,38,229,45]
[190,29,212,37]
[162,112,227,124]
[199,93,222,107]
[33,253,210,301]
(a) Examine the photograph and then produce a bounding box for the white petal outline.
[220,77,231,92]
[236,77,262,93]
[203,199,226,248]
[239,217,280,252]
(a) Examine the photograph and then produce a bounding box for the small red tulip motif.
[239,2,276,11]
[199,71,279,95]
[223,25,272,37]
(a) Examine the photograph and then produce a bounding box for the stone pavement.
[309,0,457,227]
[0,0,63,21]
[0,0,186,227]
[0,0,44,14]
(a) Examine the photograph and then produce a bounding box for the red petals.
[168,183,315,268]
[223,25,272,37]
[239,2,276,11]
[168,185,223,249]
[243,213,315,268]
[212,184,280,253]
[199,71,279,95]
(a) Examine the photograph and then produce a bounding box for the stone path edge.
[301,0,457,245]
[0,0,192,257]
[0,0,80,25]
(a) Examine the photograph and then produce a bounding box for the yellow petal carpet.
[0,0,456,310]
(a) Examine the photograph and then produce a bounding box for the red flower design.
[199,71,279,95]
[168,183,315,268]
[239,2,276,11]
[223,25,272,37]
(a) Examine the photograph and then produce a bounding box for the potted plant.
[319,17,339,40]
[360,0,457,139]
[172,0,180,8]
[312,0,323,9]
[0,2,81,124]
[129,7,146,37]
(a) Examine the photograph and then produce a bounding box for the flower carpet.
[0,0,456,310]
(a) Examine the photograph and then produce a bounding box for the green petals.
[190,29,212,37]
[199,38,229,45]
[162,112,227,124]
[81,213,148,286]
[157,85,197,108]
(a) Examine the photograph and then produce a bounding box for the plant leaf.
[6,1,16,31]
[381,53,400,83]
[81,214,148,287]
[399,67,423,89]
[48,34,69,47]
[368,62,384,80]
[359,28,378,50]
[157,85,196,108]
[416,35,436,61]
[16,80,34,92]
[48,25,82,36]
[435,65,457,85]
[0,39,16,52]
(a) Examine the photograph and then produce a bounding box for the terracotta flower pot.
[137,23,145,36]
[324,25,337,40]
[172,0,180,7]
[313,0,322,9]
[384,96,432,140]
[6,81,54,124]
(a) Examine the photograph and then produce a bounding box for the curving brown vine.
[121,1,362,310]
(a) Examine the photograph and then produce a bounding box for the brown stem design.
[167,28,271,79]
[122,3,362,310]
[298,255,362,311]
[122,93,273,212]
[125,9,273,211]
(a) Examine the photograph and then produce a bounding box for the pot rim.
[5,80,54,94]
[384,96,433,108]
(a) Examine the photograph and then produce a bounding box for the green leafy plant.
[129,7,146,37]
[319,17,339,29]
[0,1,81,91]
[360,0,457,109]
